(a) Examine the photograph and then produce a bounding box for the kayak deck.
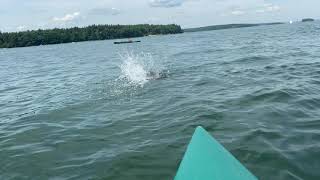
[175,126,258,180]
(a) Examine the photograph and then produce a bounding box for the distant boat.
[113,40,141,44]
[302,18,315,22]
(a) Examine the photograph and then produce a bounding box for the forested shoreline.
[184,23,284,32]
[0,24,183,48]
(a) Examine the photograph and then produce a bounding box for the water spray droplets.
[106,51,167,98]
[118,52,164,87]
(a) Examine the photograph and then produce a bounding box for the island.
[0,24,183,48]
[302,18,315,22]
[183,23,284,33]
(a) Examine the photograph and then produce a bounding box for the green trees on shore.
[0,24,183,48]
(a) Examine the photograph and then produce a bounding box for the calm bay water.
[1,22,320,180]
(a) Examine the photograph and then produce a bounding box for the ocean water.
[1,21,320,180]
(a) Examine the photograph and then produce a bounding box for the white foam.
[118,52,164,87]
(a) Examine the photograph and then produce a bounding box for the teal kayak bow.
[175,126,258,180]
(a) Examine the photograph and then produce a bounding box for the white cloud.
[149,0,186,8]
[53,12,81,22]
[88,7,120,16]
[147,17,160,23]
[231,10,246,16]
[17,25,27,31]
[256,4,280,13]
[222,2,280,17]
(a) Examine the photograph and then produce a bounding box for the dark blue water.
[1,22,320,180]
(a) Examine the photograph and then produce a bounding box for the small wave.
[232,55,272,64]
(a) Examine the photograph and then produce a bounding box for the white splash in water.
[119,53,148,86]
[106,52,167,98]
[118,52,165,87]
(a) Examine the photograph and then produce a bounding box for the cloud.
[17,25,27,31]
[256,3,280,13]
[231,10,246,16]
[149,0,186,8]
[53,12,81,22]
[88,7,120,16]
[146,17,160,23]
[222,2,280,16]
[221,5,247,16]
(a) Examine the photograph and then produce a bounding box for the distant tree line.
[0,24,183,48]
[184,23,284,33]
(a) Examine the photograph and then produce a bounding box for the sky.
[0,0,319,32]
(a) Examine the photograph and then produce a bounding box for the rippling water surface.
[1,22,320,180]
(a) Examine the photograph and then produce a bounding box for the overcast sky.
[0,0,319,32]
